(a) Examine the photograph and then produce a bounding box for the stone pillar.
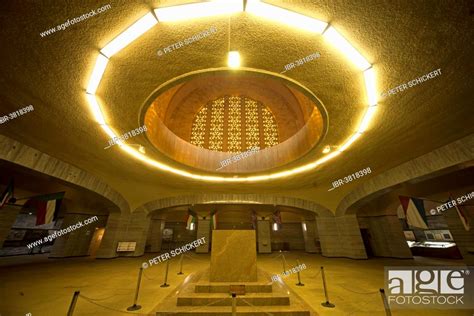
[363,216,412,258]
[196,219,210,253]
[50,213,107,258]
[302,220,319,253]
[95,212,121,258]
[0,205,20,247]
[444,207,474,265]
[317,215,367,259]
[146,218,165,252]
[257,220,271,253]
[96,209,151,258]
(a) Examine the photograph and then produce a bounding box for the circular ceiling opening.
[142,69,327,174]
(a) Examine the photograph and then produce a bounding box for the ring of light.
[86,1,378,183]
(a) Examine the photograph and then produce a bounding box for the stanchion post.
[160,258,170,287]
[127,267,143,311]
[379,289,392,316]
[177,253,184,275]
[231,292,237,316]
[320,266,335,308]
[67,290,80,316]
[281,253,287,274]
[296,259,304,286]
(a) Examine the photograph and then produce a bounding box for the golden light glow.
[228,96,242,152]
[364,68,377,106]
[322,146,331,154]
[100,124,117,140]
[100,13,158,58]
[338,133,362,152]
[85,4,379,182]
[316,150,341,164]
[85,94,106,125]
[227,51,241,68]
[86,54,108,94]
[323,26,371,71]
[208,98,225,151]
[190,107,207,148]
[154,0,243,22]
[246,0,327,34]
[262,108,279,147]
[245,98,260,150]
[202,200,263,204]
[190,96,278,152]
[358,106,377,133]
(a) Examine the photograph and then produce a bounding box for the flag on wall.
[210,210,217,230]
[0,179,14,209]
[186,209,197,230]
[24,192,65,226]
[398,196,428,229]
[272,210,282,226]
[454,203,470,231]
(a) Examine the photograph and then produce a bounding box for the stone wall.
[317,215,367,259]
[146,218,165,252]
[358,216,412,258]
[50,213,107,258]
[302,220,320,253]
[96,209,150,258]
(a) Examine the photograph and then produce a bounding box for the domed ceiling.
[143,70,326,173]
[0,0,472,210]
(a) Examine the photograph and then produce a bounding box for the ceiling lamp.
[358,106,377,133]
[85,94,106,125]
[154,0,243,22]
[86,53,108,94]
[128,144,146,154]
[100,12,158,58]
[323,26,371,71]
[246,0,327,34]
[227,51,241,68]
[364,68,378,106]
[338,133,362,152]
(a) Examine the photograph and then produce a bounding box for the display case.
[407,241,462,259]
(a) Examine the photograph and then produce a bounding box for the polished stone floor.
[0,252,472,315]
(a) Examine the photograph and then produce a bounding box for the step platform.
[153,268,315,315]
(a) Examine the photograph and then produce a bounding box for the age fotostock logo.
[385,267,474,309]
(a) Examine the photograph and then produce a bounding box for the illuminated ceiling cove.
[85,0,378,182]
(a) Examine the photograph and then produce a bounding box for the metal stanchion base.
[127,304,142,311]
[160,283,170,288]
[296,282,304,286]
[177,272,184,275]
[321,301,335,308]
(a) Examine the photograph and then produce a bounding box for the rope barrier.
[78,295,149,315]
[240,297,275,316]
[78,293,130,301]
[337,283,380,295]
[142,269,162,281]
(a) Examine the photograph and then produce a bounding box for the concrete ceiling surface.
[0,0,473,212]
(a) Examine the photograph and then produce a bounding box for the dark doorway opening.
[360,229,374,257]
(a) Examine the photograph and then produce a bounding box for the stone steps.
[155,305,311,315]
[195,283,272,293]
[177,293,290,306]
